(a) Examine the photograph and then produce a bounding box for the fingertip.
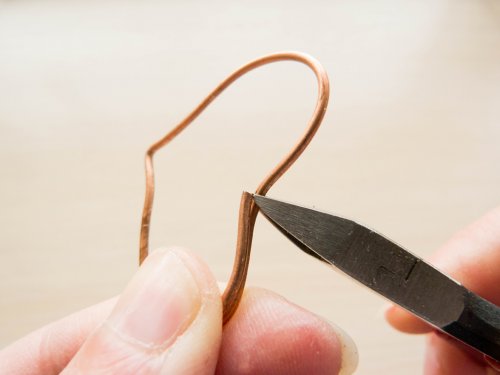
[63,247,223,375]
[424,332,487,375]
[327,320,358,375]
[384,304,432,334]
[217,288,357,375]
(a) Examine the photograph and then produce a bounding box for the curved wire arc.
[139,51,330,323]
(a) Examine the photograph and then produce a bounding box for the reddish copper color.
[139,51,330,323]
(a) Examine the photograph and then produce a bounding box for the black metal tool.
[253,194,500,361]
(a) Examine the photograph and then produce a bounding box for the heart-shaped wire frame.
[139,51,330,323]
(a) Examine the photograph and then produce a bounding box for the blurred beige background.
[1,0,499,373]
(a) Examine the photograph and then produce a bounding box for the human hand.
[0,248,358,375]
[385,206,500,374]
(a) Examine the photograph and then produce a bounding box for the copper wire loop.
[139,51,330,323]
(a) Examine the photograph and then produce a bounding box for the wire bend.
[139,51,330,323]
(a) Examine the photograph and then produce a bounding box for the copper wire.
[139,51,330,323]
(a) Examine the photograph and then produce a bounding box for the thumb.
[62,248,222,375]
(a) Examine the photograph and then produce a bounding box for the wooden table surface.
[1,1,499,373]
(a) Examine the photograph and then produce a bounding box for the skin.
[0,206,498,374]
[0,248,355,375]
[386,206,500,374]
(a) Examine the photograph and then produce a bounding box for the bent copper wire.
[139,51,330,323]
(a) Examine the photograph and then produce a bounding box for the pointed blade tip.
[252,194,271,211]
[254,193,284,210]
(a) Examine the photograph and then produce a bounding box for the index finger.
[385,206,500,333]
